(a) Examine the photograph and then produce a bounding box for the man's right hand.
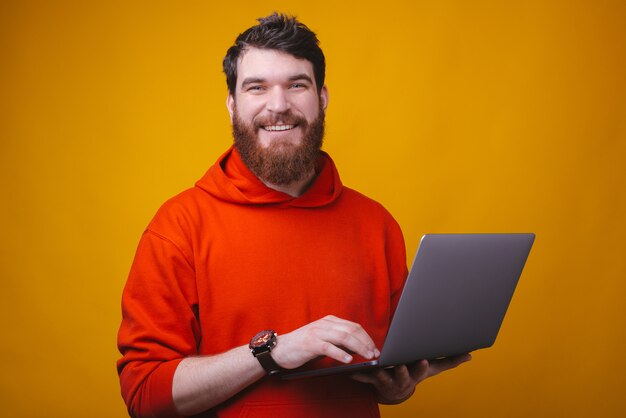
[270,315,380,369]
[172,315,379,416]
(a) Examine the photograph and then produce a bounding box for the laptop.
[281,233,535,380]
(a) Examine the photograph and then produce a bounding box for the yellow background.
[1,0,625,417]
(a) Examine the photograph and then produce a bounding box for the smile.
[262,124,296,131]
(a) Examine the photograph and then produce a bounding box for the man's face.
[227,48,329,185]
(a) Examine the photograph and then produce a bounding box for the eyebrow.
[240,73,314,88]
[241,77,266,88]
[288,73,314,84]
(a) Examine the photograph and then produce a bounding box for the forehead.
[236,48,316,88]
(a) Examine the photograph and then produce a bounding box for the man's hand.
[271,315,380,369]
[351,354,472,404]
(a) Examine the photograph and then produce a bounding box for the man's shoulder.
[338,186,399,223]
[340,186,391,211]
[156,185,205,212]
[146,185,213,234]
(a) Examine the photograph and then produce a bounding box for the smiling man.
[117,13,469,418]
[228,47,327,194]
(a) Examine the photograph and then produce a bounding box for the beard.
[232,106,325,186]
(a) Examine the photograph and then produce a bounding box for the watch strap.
[255,350,282,375]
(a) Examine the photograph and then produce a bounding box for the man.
[117,13,470,418]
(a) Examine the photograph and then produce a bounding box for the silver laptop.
[281,233,535,380]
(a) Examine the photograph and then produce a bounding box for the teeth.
[264,125,294,131]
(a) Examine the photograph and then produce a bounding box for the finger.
[313,326,369,355]
[388,365,417,394]
[351,372,379,385]
[408,359,429,382]
[312,339,355,364]
[426,353,472,377]
[391,365,410,383]
[321,316,380,357]
[321,316,378,349]
[314,322,378,360]
[371,367,395,385]
[352,367,394,385]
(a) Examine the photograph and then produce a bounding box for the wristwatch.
[249,329,282,375]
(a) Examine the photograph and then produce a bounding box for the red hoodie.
[117,147,407,418]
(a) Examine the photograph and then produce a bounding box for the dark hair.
[223,13,326,95]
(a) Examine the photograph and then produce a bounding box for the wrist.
[249,330,283,375]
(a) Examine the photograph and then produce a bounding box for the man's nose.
[265,87,290,113]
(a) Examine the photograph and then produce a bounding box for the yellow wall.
[1,0,624,416]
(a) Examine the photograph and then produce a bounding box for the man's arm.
[172,315,380,416]
[172,345,264,416]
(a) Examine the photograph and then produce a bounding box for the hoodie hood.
[195,146,343,208]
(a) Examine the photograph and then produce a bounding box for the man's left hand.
[351,353,472,404]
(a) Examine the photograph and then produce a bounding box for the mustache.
[253,111,307,128]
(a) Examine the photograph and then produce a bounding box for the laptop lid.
[281,233,534,380]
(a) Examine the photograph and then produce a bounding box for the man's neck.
[260,169,316,198]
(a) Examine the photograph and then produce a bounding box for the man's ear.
[226,94,235,122]
[320,85,329,112]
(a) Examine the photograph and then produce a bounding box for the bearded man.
[117,13,469,418]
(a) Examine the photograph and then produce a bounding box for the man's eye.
[248,86,263,91]
[291,83,306,89]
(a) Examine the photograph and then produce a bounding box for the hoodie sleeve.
[117,228,200,418]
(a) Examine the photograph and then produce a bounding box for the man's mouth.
[262,124,296,132]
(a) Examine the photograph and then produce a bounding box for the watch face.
[253,334,271,345]
[250,330,275,349]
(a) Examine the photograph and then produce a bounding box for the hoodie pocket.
[238,397,379,418]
